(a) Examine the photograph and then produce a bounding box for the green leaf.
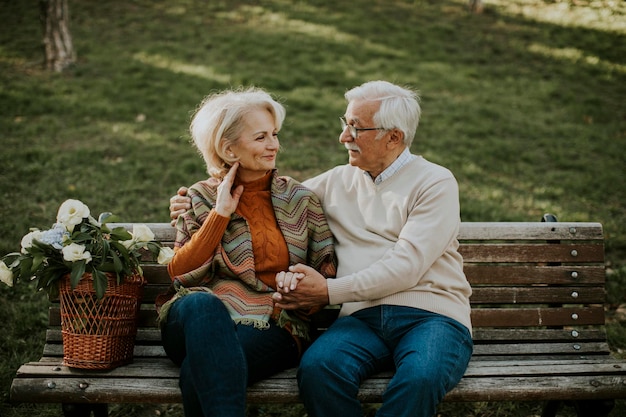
[71,232,93,243]
[19,257,33,278]
[97,262,116,272]
[98,212,114,224]
[111,251,123,272]
[99,239,111,265]
[48,283,59,301]
[110,241,132,264]
[70,261,86,289]
[145,242,161,259]
[93,269,108,299]
[110,227,132,241]
[31,253,44,272]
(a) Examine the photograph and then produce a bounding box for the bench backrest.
[46,222,608,360]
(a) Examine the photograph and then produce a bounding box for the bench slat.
[465,265,605,285]
[11,361,624,404]
[12,374,624,404]
[460,243,604,263]
[470,286,605,304]
[16,357,624,379]
[49,284,609,322]
[471,306,605,327]
[140,284,607,305]
[137,263,608,286]
[457,222,603,241]
[40,340,612,359]
[48,302,609,330]
[44,327,608,345]
[471,328,608,342]
[113,222,605,242]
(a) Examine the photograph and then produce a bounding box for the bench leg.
[573,399,615,417]
[541,400,561,417]
[542,400,615,417]
[62,403,109,417]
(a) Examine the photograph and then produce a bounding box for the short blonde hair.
[190,87,286,179]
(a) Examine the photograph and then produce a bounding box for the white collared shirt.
[369,147,416,185]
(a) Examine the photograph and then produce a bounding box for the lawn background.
[1,1,624,416]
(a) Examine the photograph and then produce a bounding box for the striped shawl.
[161,171,336,340]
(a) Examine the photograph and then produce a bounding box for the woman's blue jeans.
[161,292,299,417]
[298,305,473,417]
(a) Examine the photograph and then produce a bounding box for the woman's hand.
[214,162,244,217]
[275,267,306,293]
[273,264,329,310]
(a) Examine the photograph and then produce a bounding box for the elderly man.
[170,81,473,417]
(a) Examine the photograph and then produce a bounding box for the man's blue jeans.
[298,305,473,417]
[161,292,299,417]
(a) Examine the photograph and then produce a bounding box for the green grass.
[1,0,625,416]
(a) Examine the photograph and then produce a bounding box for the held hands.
[273,264,329,310]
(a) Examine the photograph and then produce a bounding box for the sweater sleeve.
[167,209,230,279]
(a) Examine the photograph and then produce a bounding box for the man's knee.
[299,345,333,376]
[395,363,454,398]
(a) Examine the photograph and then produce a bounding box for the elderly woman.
[158,87,336,417]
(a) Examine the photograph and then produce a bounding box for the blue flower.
[38,224,68,250]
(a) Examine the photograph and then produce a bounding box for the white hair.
[345,80,421,146]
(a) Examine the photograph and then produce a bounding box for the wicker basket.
[58,272,145,370]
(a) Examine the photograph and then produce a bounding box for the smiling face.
[340,99,397,179]
[226,108,280,182]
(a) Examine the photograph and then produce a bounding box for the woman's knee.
[171,292,224,319]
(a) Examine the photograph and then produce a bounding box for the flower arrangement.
[0,199,174,299]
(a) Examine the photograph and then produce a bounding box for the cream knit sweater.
[303,154,472,332]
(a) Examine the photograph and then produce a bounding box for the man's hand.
[169,187,191,226]
[273,264,329,310]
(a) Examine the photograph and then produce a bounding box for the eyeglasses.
[340,117,386,139]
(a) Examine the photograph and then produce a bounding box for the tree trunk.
[469,0,484,14]
[40,0,76,72]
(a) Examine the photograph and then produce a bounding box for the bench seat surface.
[11,222,626,405]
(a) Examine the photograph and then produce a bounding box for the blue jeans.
[161,292,299,417]
[298,305,473,417]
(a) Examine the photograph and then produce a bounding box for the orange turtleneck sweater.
[167,171,290,291]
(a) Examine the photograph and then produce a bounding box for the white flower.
[157,246,175,265]
[57,199,90,232]
[62,243,92,263]
[122,224,156,250]
[88,216,101,228]
[132,224,155,243]
[0,261,13,287]
[20,230,43,254]
[121,239,134,250]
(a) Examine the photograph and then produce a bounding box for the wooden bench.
[10,218,626,417]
